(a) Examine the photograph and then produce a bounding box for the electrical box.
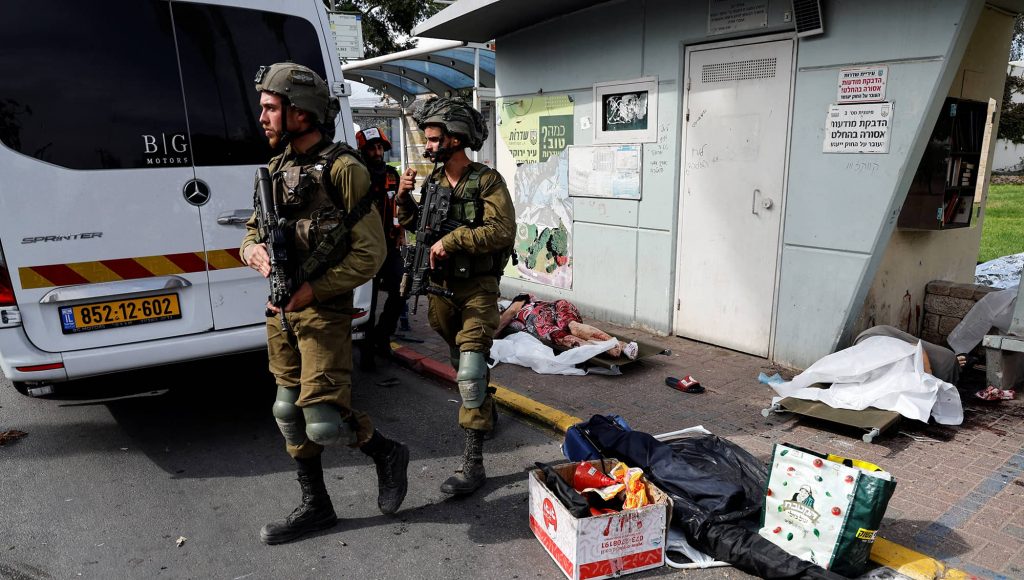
[898,97,988,230]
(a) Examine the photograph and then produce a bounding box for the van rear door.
[0,0,214,353]
[172,0,344,330]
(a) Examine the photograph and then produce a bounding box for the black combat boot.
[361,430,410,515]
[440,428,486,495]
[260,455,338,545]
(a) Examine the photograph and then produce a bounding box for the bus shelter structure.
[342,40,497,168]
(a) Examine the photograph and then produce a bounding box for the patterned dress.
[506,294,581,344]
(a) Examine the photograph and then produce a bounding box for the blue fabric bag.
[561,414,631,461]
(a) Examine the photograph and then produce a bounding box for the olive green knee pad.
[303,403,357,446]
[456,351,488,409]
[271,386,307,447]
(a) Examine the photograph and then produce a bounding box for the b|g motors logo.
[142,133,190,166]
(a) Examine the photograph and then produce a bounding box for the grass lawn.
[979,184,1024,263]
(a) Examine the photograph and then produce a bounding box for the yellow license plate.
[59,294,182,334]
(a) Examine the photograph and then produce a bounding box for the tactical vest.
[439,162,513,278]
[268,140,365,263]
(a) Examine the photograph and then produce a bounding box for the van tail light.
[0,264,14,306]
[16,362,64,372]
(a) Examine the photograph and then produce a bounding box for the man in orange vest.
[356,127,407,369]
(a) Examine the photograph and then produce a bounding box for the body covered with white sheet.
[769,336,962,425]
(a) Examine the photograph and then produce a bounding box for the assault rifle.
[254,166,293,333]
[399,160,456,313]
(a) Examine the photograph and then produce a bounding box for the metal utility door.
[674,38,793,356]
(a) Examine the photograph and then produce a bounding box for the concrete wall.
[853,6,1015,342]
[494,0,795,334]
[993,63,1024,173]
[772,0,989,367]
[993,139,1024,172]
[493,0,1008,368]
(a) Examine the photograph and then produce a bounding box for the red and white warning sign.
[837,65,888,103]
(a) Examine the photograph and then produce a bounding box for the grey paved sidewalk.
[387,302,1024,579]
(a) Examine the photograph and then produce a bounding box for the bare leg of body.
[567,321,638,358]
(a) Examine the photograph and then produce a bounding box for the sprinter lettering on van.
[142,133,190,166]
[21,232,103,244]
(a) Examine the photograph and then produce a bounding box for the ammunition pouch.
[306,206,343,252]
[273,165,319,208]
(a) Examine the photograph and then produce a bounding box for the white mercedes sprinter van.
[0,0,370,395]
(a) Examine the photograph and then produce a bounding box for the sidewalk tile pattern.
[388,304,1024,578]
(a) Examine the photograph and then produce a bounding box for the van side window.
[173,4,328,167]
[0,0,191,170]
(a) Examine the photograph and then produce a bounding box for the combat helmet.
[413,97,488,151]
[254,62,339,128]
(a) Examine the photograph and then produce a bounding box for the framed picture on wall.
[592,76,658,144]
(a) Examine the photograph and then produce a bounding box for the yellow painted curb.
[870,537,975,579]
[491,383,583,433]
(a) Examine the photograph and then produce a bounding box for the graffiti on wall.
[497,95,574,288]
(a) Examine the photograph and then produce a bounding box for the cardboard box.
[528,460,670,580]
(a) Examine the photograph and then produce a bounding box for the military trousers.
[266,301,374,459]
[426,274,499,431]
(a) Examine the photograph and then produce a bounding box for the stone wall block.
[938,315,962,335]
[923,313,940,332]
[949,284,977,299]
[924,294,975,319]
[921,330,942,344]
[926,281,953,296]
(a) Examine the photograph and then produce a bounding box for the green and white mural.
[497,95,574,289]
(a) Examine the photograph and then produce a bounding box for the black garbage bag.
[582,415,844,580]
[535,461,590,518]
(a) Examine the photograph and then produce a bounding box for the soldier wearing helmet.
[354,127,407,369]
[240,63,409,545]
[396,97,516,496]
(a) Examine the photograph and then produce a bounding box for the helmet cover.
[413,97,488,151]
[254,62,333,126]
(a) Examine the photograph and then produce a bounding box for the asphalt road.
[0,353,753,580]
[0,352,558,579]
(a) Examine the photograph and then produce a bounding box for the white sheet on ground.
[769,336,963,425]
[488,332,617,375]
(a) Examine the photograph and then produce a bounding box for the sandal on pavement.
[665,375,705,394]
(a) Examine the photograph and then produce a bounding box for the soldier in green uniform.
[396,97,515,496]
[240,63,409,545]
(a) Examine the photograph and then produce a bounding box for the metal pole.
[472,47,481,163]
[341,40,466,71]
[399,110,407,170]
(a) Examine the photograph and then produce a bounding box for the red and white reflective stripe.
[18,248,246,290]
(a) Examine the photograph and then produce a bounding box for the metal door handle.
[751,189,761,215]
[217,209,252,226]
